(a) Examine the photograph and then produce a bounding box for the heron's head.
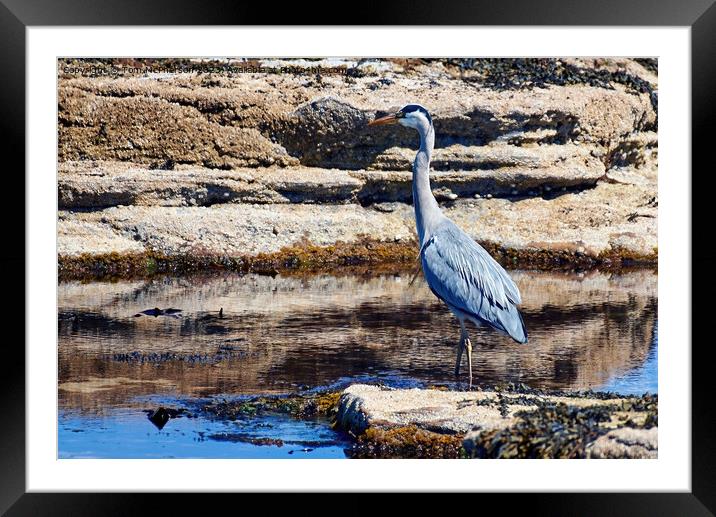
[368,104,433,130]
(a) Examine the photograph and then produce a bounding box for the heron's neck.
[413,123,442,245]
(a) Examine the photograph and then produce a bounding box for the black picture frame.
[3,0,713,514]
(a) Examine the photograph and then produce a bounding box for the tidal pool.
[58,268,657,458]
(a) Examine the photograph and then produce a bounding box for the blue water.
[598,322,658,396]
[59,403,350,459]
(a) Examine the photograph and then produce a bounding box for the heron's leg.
[465,337,473,388]
[454,320,467,376]
[454,336,464,376]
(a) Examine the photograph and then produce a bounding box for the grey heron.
[369,104,528,386]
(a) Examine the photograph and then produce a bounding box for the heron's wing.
[421,222,527,343]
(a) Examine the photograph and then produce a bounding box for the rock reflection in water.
[58,269,657,412]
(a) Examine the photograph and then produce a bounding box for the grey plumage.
[421,221,528,344]
[369,103,528,384]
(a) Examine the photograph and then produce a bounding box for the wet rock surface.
[57,58,657,276]
[336,384,657,459]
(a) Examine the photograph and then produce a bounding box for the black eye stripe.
[399,104,432,124]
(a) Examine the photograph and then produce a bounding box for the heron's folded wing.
[421,223,526,341]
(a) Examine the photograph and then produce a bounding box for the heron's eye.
[396,111,405,118]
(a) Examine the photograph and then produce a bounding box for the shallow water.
[58,269,657,458]
[59,400,350,459]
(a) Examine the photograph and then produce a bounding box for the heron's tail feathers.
[510,309,528,344]
[496,303,528,344]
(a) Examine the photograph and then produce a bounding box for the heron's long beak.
[368,114,399,126]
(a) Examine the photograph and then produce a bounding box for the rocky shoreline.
[336,384,656,458]
[58,58,657,279]
[187,383,658,459]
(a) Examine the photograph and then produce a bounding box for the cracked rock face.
[57,58,657,270]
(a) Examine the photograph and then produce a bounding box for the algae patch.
[58,238,656,281]
[199,390,343,422]
[347,426,466,459]
[58,238,419,280]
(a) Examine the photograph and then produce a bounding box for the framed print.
[3,0,715,514]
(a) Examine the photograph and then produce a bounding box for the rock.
[147,407,171,430]
[272,84,653,169]
[336,384,657,458]
[59,154,607,209]
[58,161,363,208]
[59,59,656,171]
[62,185,654,266]
[146,406,184,430]
[336,384,521,436]
[58,203,414,258]
[564,57,658,87]
[604,168,649,186]
[586,427,658,459]
[59,88,297,168]
[58,217,145,256]
[443,181,657,259]
[57,58,658,270]
[57,178,657,263]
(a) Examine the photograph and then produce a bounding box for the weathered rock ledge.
[57,182,657,279]
[335,384,657,458]
[57,161,657,279]
[57,58,657,278]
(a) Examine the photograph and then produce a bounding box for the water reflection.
[58,269,657,413]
